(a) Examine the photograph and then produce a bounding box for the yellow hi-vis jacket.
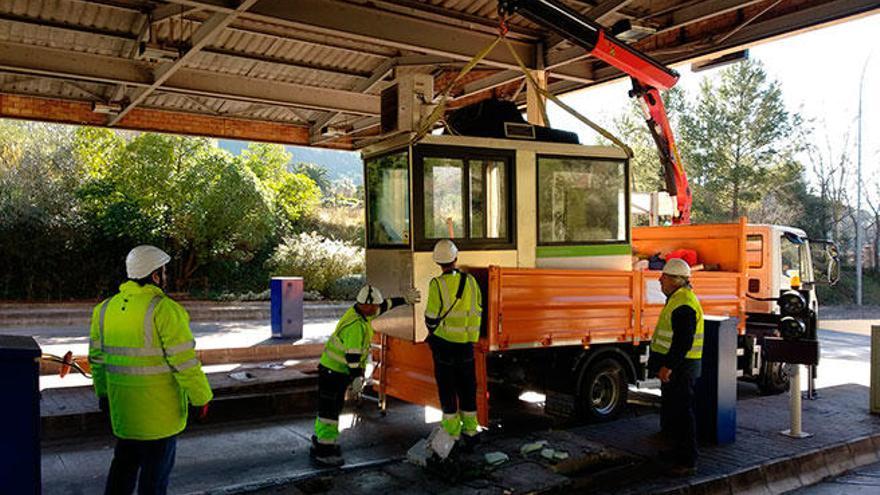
[651,286,704,360]
[320,307,375,375]
[425,270,482,344]
[89,281,213,440]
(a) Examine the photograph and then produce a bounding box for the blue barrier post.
[271,277,303,340]
[695,316,737,445]
[0,335,41,494]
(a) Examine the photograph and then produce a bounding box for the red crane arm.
[499,0,692,224]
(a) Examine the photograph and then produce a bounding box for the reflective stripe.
[347,362,360,368]
[316,437,337,445]
[438,276,452,310]
[324,350,348,365]
[169,358,198,373]
[460,410,477,417]
[105,363,172,376]
[443,413,459,420]
[318,416,339,425]
[166,340,196,355]
[345,348,363,354]
[143,295,162,348]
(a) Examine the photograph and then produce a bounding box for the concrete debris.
[520,440,549,456]
[484,452,510,466]
[428,427,456,460]
[406,439,431,467]
[539,448,569,462]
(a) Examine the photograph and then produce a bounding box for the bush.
[267,232,364,295]
[326,274,365,301]
[294,205,364,245]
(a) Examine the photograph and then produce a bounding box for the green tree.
[293,162,332,193]
[677,60,805,222]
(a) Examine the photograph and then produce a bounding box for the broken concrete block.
[406,439,431,467]
[484,452,510,466]
[427,427,455,460]
[520,440,549,456]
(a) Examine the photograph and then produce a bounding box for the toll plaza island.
[0,0,879,494]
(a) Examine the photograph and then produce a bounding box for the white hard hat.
[662,258,691,278]
[432,239,458,264]
[356,285,384,305]
[126,245,171,279]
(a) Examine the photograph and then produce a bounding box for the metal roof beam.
[109,0,260,126]
[0,41,380,115]
[159,0,539,70]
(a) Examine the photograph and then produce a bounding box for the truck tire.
[577,357,628,422]
[757,361,790,395]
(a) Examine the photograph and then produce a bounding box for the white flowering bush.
[267,232,365,295]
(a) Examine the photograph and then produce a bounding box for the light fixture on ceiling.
[610,20,656,43]
[691,50,750,72]
[137,42,180,63]
[92,102,122,114]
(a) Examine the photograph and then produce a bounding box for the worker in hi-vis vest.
[424,239,483,450]
[89,245,212,495]
[647,258,704,477]
[311,284,420,467]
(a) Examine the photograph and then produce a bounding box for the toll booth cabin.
[363,133,746,425]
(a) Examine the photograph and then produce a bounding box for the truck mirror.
[827,256,840,286]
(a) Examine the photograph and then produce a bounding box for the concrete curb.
[656,433,880,494]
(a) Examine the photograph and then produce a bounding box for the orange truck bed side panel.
[373,337,490,426]
[632,218,748,273]
[488,267,637,350]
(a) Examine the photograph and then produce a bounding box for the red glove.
[189,402,210,423]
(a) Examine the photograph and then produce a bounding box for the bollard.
[872,326,880,414]
[781,363,811,438]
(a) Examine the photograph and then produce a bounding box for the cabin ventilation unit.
[380,74,434,134]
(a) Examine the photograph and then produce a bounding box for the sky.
[550,11,880,194]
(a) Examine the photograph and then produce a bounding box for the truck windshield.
[780,233,813,286]
[366,150,410,247]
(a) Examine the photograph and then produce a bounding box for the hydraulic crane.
[498,0,692,224]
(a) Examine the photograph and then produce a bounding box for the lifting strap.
[410,28,632,160]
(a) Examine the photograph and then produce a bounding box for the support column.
[526,43,547,126]
[526,69,548,126]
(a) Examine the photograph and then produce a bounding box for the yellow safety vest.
[88,281,213,440]
[425,271,482,344]
[651,286,704,360]
[320,307,375,375]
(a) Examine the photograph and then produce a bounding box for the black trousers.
[317,365,352,424]
[660,360,701,468]
[428,335,477,414]
[104,435,177,495]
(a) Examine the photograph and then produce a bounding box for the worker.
[88,245,213,495]
[424,239,483,450]
[648,258,704,477]
[311,284,420,467]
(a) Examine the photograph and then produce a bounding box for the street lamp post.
[857,54,872,306]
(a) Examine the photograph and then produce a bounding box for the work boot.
[458,433,480,453]
[310,435,344,468]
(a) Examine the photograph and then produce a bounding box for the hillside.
[218,140,363,185]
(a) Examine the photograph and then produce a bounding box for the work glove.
[404,287,421,305]
[189,402,210,424]
[350,376,365,396]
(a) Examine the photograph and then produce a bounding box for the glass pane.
[538,157,626,243]
[470,160,485,238]
[747,234,763,268]
[469,159,508,239]
[424,157,464,239]
[366,151,409,246]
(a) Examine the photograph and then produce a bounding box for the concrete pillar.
[872,325,880,413]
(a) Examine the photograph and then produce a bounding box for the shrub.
[267,232,364,295]
[326,274,365,301]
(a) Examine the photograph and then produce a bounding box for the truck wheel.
[757,361,790,395]
[577,357,628,422]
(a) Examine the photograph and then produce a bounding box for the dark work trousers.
[428,335,477,414]
[317,364,352,425]
[104,435,177,495]
[660,359,701,468]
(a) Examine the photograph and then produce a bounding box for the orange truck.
[360,98,838,425]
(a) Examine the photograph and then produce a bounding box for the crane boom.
[499,0,692,224]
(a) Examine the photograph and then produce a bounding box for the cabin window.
[415,146,515,250]
[747,234,764,268]
[537,156,628,244]
[366,150,410,247]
